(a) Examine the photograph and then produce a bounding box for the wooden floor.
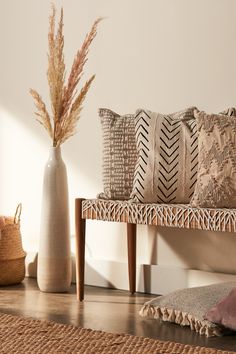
[0,278,236,352]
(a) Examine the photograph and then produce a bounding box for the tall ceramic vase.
[37,146,72,292]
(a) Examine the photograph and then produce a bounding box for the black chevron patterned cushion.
[130,107,198,203]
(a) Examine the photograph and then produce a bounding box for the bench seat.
[75,198,236,300]
[82,198,236,232]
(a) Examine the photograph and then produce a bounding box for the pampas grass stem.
[30,4,101,147]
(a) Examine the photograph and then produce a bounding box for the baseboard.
[26,252,236,295]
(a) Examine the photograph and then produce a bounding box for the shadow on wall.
[158,226,236,274]
[141,265,153,294]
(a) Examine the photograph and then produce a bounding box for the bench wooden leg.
[75,198,86,301]
[127,223,137,294]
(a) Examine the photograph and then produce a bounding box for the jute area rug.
[0,313,235,354]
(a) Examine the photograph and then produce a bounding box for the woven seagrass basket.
[0,204,26,285]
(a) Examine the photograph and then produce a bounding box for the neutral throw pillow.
[130,107,198,203]
[204,287,236,331]
[97,108,138,200]
[190,110,236,208]
[139,282,236,337]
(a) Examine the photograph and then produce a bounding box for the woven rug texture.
[0,313,235,354]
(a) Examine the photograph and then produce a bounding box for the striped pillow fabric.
[130,107,198,203]
[98,108,138,200]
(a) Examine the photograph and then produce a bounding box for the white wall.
[1,0,236,292]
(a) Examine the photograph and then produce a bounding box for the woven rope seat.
[75,198,236,301]
[82,199,236,232]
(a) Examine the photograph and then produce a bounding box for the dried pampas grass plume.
[30,4,102,147]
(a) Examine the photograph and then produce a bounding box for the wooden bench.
[75,198,236,301]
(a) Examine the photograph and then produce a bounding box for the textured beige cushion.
[130,107,198,203]
[190,110,236,208]
[98,108,138,200]
[140,282,236,337]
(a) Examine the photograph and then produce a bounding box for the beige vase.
[37,146,72,292]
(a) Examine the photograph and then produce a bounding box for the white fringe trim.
[139,305,222,337]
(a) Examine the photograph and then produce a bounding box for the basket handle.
[14,203,22,224]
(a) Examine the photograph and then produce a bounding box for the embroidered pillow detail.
[190,111,236,208]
